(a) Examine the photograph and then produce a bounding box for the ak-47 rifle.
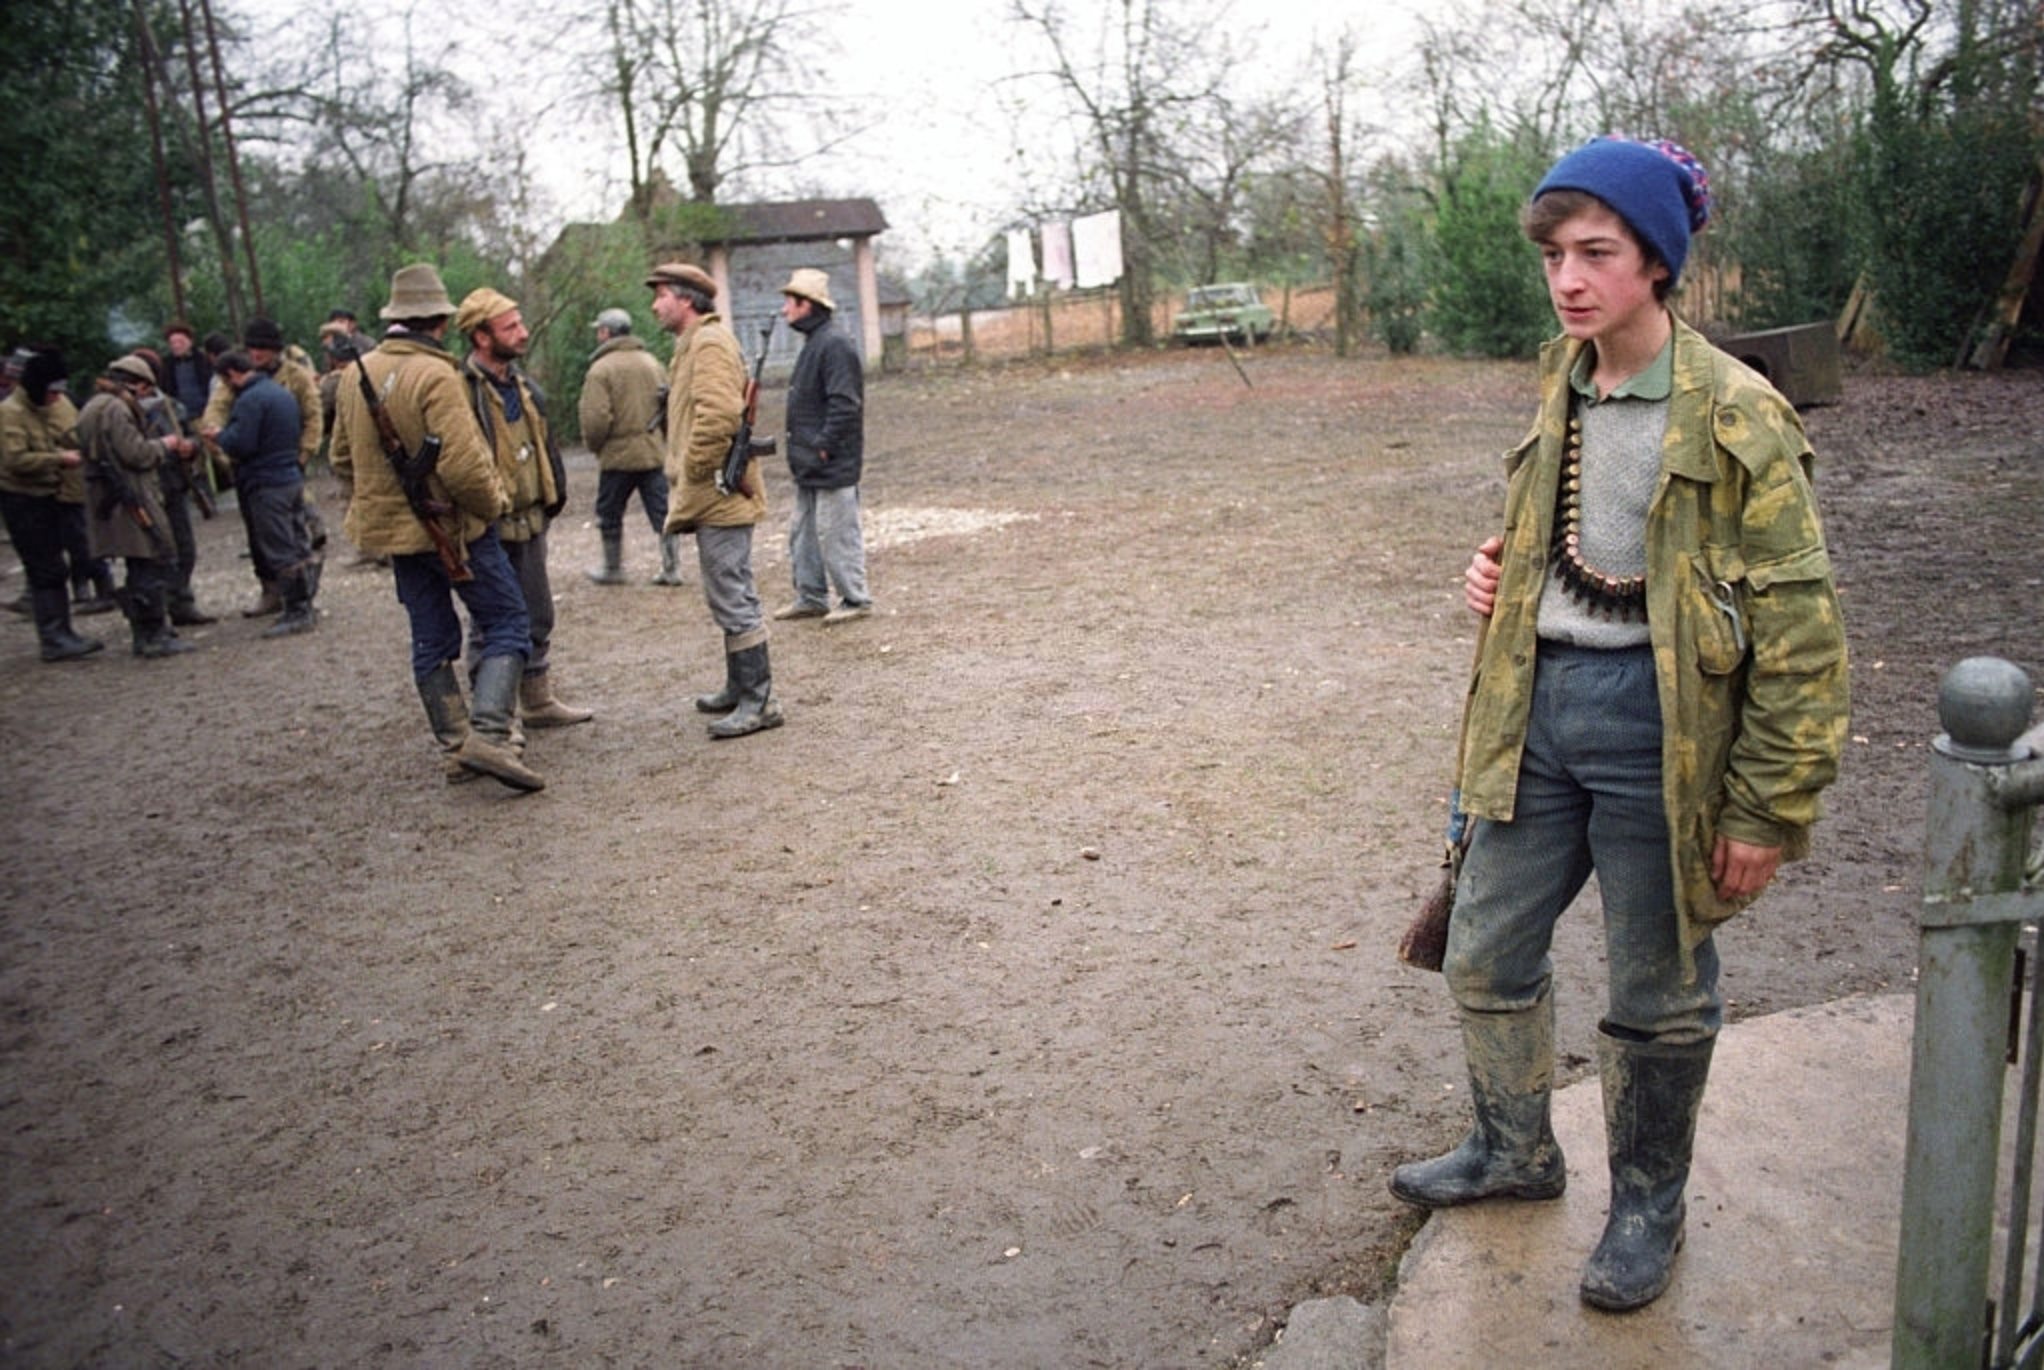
[351,351,470,583]
[716,322,777,498]
[146,393,216,519]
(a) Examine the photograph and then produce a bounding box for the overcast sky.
[240,0,1427,271]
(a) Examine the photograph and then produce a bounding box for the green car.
[1171,283,1275,344]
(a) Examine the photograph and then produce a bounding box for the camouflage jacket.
[1458,317,1850,947]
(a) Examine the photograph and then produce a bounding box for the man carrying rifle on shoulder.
[328,262,542,792]
[648,260,783,739]
[76,356,192,658]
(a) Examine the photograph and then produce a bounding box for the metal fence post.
[1894,658,2039,1369]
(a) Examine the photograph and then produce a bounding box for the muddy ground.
[2,345,2040,1368]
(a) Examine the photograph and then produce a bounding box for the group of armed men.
[0,258,874,793]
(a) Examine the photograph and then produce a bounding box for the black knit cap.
[20,350,67,405]
[243,316,285,349]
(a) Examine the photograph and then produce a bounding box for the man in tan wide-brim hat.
[646,259,784,738]
[327,260,545,791]
[771,266,871,628]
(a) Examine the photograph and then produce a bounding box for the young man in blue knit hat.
[1388,137,1850,1311]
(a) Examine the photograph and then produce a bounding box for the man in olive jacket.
[648,260,782,738]
[580,307,679,587]
[0,351,102,660]
[771,268,871,626]
[77,357,191,658]
[328,263,541,792]
[456,286,591,731]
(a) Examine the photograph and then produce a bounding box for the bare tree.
[1317,30,1366,356]
[1009,0,1235,346]
[586,0,861,212]
[1158,90,1304,286]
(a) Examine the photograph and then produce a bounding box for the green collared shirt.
[1568,335,1674,403]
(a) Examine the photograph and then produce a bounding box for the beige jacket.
[662,314,765,532]
[329,336,509,557]
[579,335,666,473]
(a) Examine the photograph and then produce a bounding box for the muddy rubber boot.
[1580,1030,1715,1312]
[458,654,546,791]
[32,585,104,662]
[169,587,217,626]
[417,662,478,784]
[74,564,117,616]
[263,571,317,638]
[133,584,195,658]
[518,668,593,728]
[694,649,741,714]
[650,533,686,585]
[707,642,784,739]
[1390,994,1567,1208]
[240,580,281,618]
[587,530,626,586]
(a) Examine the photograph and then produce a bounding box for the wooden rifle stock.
[352,353,471,584]
[1396,616,1491,972]
[717,322,775,498]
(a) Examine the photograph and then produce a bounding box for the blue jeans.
[1444,642,1721,1044]
[465,530,553,676]
[391,528,530,680]
[786,485,869,609]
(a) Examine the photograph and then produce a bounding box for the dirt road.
[2,347,2038,1367]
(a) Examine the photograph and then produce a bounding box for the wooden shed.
[695,198,890,370]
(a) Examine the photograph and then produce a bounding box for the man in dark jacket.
[162,321,212,423]
[213,350,319,636]
[770,268,871,626]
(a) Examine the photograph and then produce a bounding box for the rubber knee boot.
[707,642,784,739]
[651,533,686,585]
[263,570,317,638]
[694,651,741,714]
[32,584,103,661]
[1390,995,1567,1207]
[416,663,477,783]
[587,530,626,586]
[1580,1030,1715,1312]
[133,582,194,658]
[519,668,593,727]
[458,654,545,791]
[74,564,117,615]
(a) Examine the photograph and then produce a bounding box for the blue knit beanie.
[1533,136,1713,285]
